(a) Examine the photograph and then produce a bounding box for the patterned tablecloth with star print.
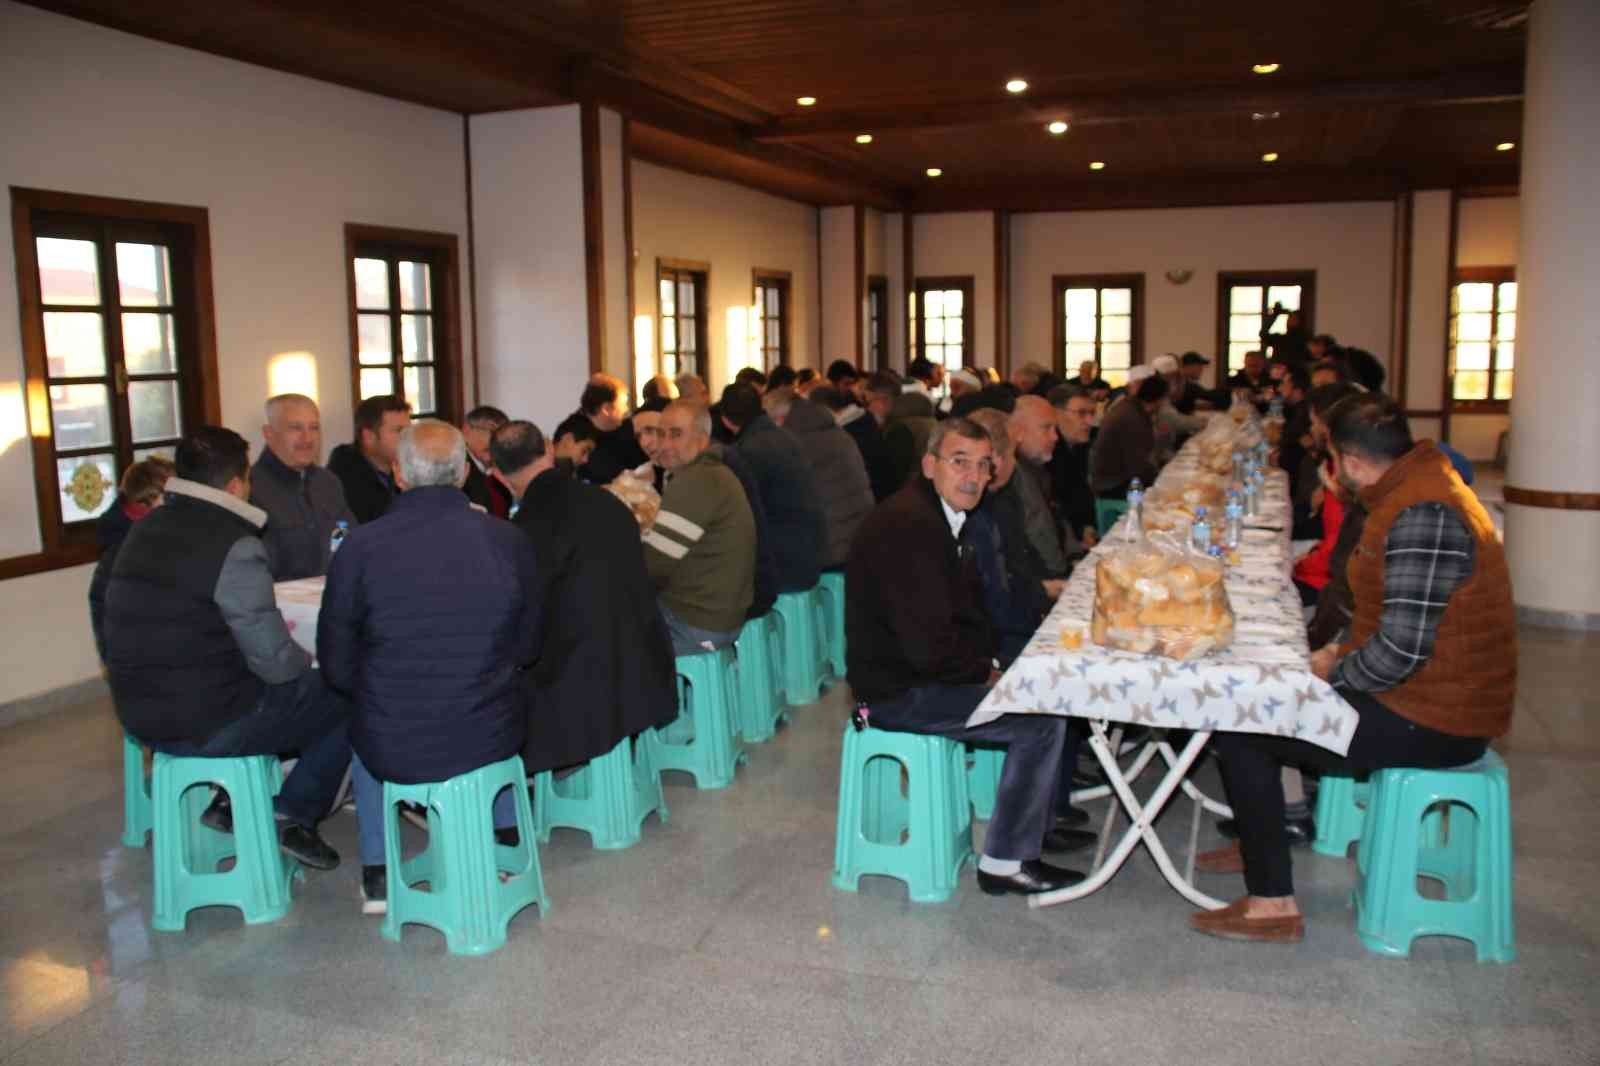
[967,444,1358,755]
[275,577,325,658]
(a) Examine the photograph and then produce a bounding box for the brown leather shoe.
[1190,897,1305,943]
[1195,840,1245,874]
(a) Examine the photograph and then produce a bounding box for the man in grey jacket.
[106,425,354,870]
[249,393,355,579]
[1008,396,1080,581]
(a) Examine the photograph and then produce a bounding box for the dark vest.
[105,493,264,743]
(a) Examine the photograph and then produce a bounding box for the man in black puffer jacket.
[718,383,826,594]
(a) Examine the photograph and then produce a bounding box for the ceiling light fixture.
[1252,62,1280,75]
[926,167,943,178]
[796,96,817,107]
[855,133,873,144]
[1262,151,1279,163]
[1089,161,1106,171]
[1005,78,1029,94]
[1047,121,1069,135]
[1251,110,1281,122]
[1496,141,1516,151]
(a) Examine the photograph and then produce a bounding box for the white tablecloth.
[275,577,324,658]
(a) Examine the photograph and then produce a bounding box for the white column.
[1503,0,1600,625]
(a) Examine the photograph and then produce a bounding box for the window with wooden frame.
[1216,270,1316,382]
[752,269,791,370]
[866,275,888,369]
[347,225,462,422]
[913,276,974,374]
[1449,267,1515,410]
[1052,274,1143,388]
[658,259,708,383]
[7,187,219,578]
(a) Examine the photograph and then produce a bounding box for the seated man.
[551,413,599,474]
[782,394,874,573]
[250,393,355,579]
[645,401,757,653]
[641,373,678,405]
[885,359,941,486]
[719,383,825,594]
[1073,359,1110,396]
[843,371,903,502]
[674,372,710,406]
[328,394,411,524]
[319,421,542,913]
[629,396,670,493]
[107,426,349,870]
[1193,395,1514,943]
[1089,371,1167,499]
[848,418,1084,897]
[576,375,648,484]
[461,405,513,517]
[1046,384,1098,546]
[1008,395,1078,580]
[89,456,173,662]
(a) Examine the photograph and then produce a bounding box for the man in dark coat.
[490,420,677,774]
[461,405,513,517]
[327,394,410,524]
[320,420,542,913]
[718,382,825,593]
[575,375,649,484]
[840,371,902,502]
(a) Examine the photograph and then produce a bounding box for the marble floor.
[1,626,1596,1066]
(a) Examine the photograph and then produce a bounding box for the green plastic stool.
[1312,775,1370,858]
[1095,498,1129,537]
[534,734,667,850]
[773,587,827,705]
[734,613,787,742]
[149,753,299,932]
[122,731,152,848]
[832,723,974,904]
[656,648,745,789]
[381,754,548,956]
[815,572,847,679]
[965,744,1005,821]
[1353,752,1515,963]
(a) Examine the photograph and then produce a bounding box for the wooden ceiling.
[24,0,1528,209]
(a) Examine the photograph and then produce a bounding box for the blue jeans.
[350,755,521,868]
[659,603,739,656]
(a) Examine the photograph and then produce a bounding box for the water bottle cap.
[336,520,350,529]
[1194,507,1207,518]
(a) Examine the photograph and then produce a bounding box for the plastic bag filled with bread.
[1092,533,1234,660]
[604,471,661,533]
[1141,475,1228,531]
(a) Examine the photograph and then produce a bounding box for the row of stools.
[119,574,849,955]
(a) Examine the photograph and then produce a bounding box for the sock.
[1284,800,1311,821]
[978,855,1021,876]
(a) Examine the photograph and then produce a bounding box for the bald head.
[656,400,712,472]
[1008,394,1059,463]
[395,420,468,490]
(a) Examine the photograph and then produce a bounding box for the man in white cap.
[1152,353,1209,462]
[940,367,983,415]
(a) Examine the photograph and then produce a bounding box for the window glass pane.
[681,319,697,353]
[358,314,392,365]
[122,312,178,374]
[1455,341,1491,371]
[403,365,436,414]
[1229,343,1255,370]
[679,280,695,314]
[49,383,113,449]
[1064,289,1097,318]
[1496,312,1515,341]
[1494,370,1514,400]
[659,278,675,315]
[354,258,390,310]
[942,289,963,314]
[1229,286,1262,314]
[398,261,432,311]
[927,317,945,344]
[1065,342,1097,363]
[1103,369,1129,389]
[1453,370,1489,400]
[663,352,679,379]
[58,453,117,523]
[924,290,944,317]
[1456,282,1493,313]
[1100,343,1132,369]
[1100,316,1131,343]
[662,318,676,354]
[1230,315,1262,343]
[43,311,106,378]
[766,321,779,349]
[766,287,780,315]
[1496,340,1515,370]
[1266,285,1301,312]
[129,379,182,443]
[400,314,433,361]
[116,243,172,307]
[1456,313,1492,342]
[1100,288,1131,315]
[359,368,394,400]
[37,237,101,306]
[133,445,175,464]
[1065,312,1096,343]
[1497,282,1516,311]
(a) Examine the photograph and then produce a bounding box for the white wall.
[914,212,996,370]
[0,2,470,704]
[631,161,818,390]
[883,213,906,370]
[1011,202,1394,381]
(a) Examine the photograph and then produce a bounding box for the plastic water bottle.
[1191,507,1212,552]
[1224,493,1244,550]
[329,519,350,557]
[1231,450,1245,485]
[1243,476,1260,518]
[1268,396,1284,421]
[1125,479,1144,541]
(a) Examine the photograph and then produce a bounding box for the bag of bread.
[604,470,661,533]
[1091,532,1234,660]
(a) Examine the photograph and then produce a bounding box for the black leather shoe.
[1217,817,1239,840]
[1284,814,1316,846]
[977,859,1086,896]
[1055,807,1091,828]
[1041,826,1098,854]
[494,826,520,848]
[278,822,340,870]
[200,792,233,834]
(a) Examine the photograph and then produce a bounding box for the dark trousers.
[149,670,353,828]
[1212,687,1488,897]
[867,684,1066,862]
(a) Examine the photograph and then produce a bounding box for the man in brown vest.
[1191,393,1515,943]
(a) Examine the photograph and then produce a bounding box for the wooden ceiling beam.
[750,69,1524,143]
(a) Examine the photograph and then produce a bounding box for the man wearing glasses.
[845,417,1085,898]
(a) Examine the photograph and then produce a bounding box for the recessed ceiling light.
[1252,62,1280,75]
[796,96,817,107]
[1251,110,1281,122]
[926,167,943,178]
[1262,151,1279,163]
[1047,121,1069,135]
[1089,161,1106,171]
[1496,141,1516,151]
[1005,78,1029,94]
[855,133,873,144]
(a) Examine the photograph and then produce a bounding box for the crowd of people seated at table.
[96,326,1512,938]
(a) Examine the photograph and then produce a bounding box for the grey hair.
[966,408,1012,454]
[264,393,317,424]
[763,387,794,420]
[397,420,468,488]
[925,416,989,457]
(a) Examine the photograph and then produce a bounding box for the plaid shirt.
[1332,502,1476,693]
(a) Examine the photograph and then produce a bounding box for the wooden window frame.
[912,275,975,371]
[866,275,889,370]
[345,224,463,423]
[752,268,792,371]
[1448,265,1515,414]
[5,187,220,581]
[657,257,709,388]
[1050,273,1145,381]
[1214,270,1317,387]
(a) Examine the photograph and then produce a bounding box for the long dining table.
[967,422,1359,910]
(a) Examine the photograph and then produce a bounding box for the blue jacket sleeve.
[316,542,363,696]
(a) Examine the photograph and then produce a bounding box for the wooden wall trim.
[1392,191,1413,407]
[902,211,914,370]
[815,208,823,368]
[853,204,865,367]
[1504,487,1600,511]
[1439,189,1460,442]
[994,210,1010,377]
[464,115,482,406]
[580,100,606,375]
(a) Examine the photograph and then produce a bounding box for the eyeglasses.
[934,454,995,477]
